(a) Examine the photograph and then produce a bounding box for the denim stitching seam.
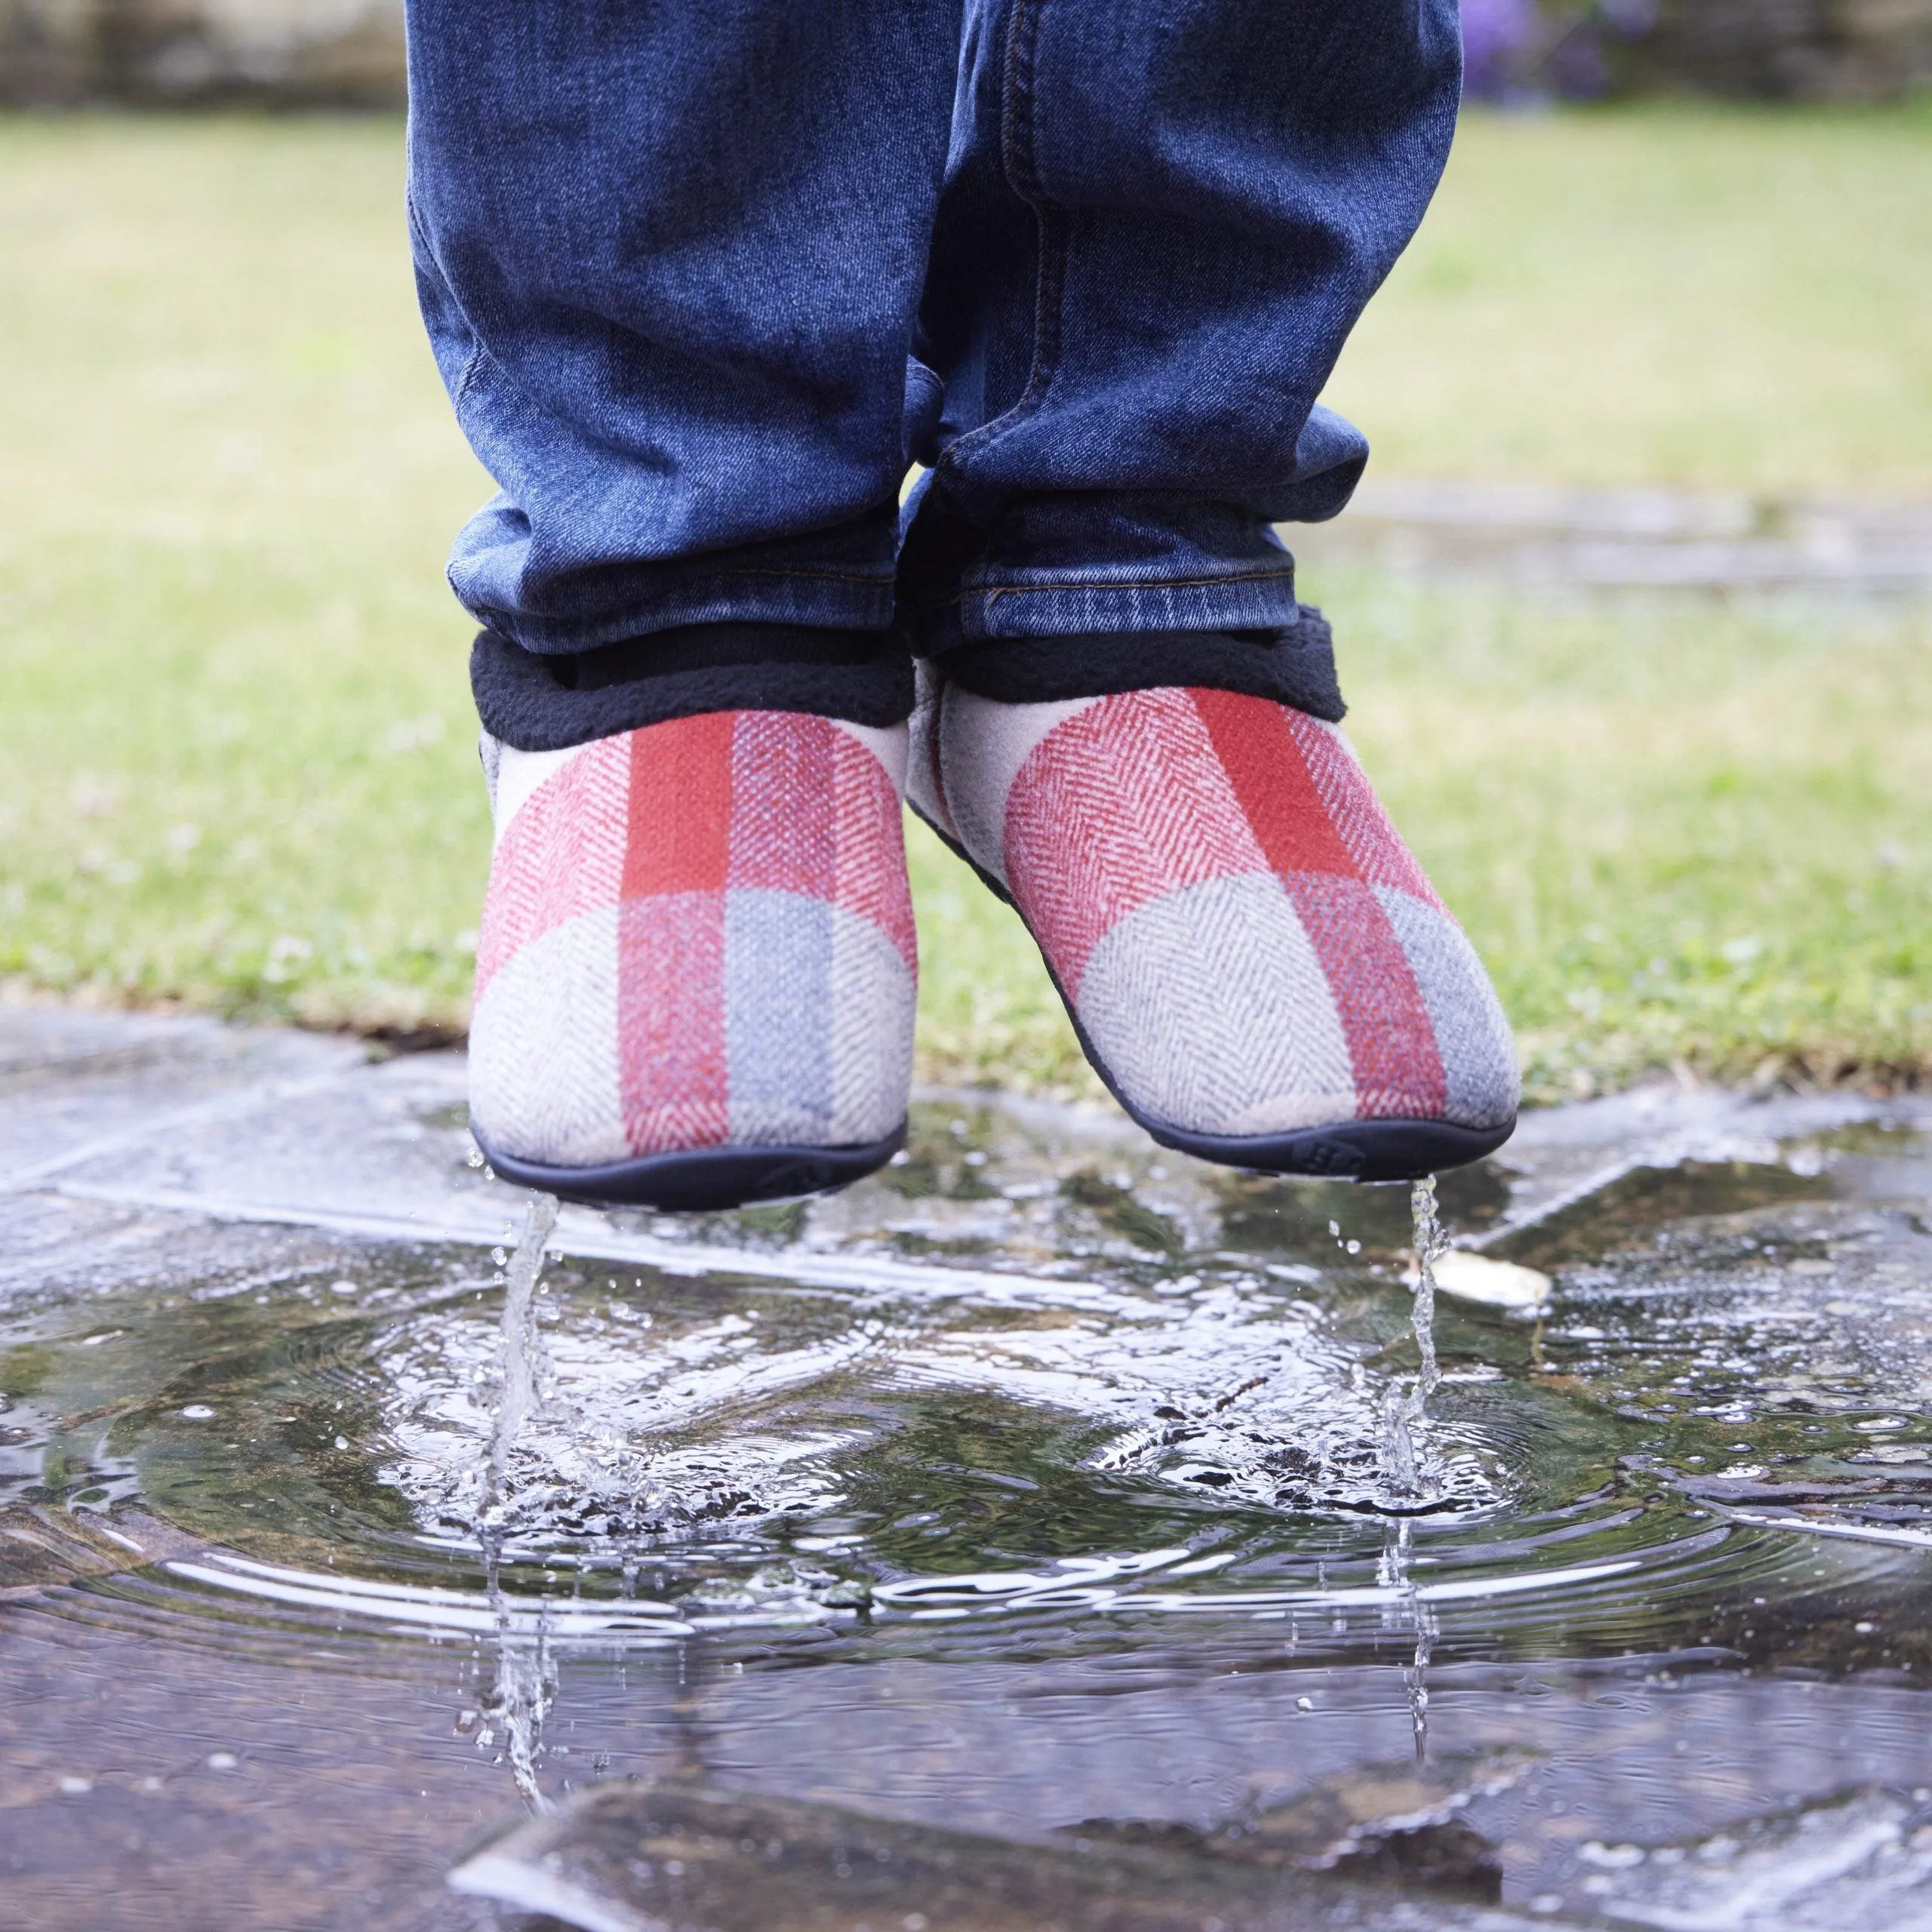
[467,565,895,638]
[449,337,494,414]
[407,190,491,415]
[928,0,1066,484]
[913,566,1295,615]
[980,566,1297,605]
[474,568,895,617]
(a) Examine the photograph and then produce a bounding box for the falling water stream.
[1371,1175,1450,1755]
[483,1192,559,1515]
[1383,1176,1447,1504]
[478,1191,560,1807]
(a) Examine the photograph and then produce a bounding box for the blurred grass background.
[1,107,1928,1100]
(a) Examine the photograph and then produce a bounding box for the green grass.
[1335,577,1930,1100]
[0,115,488,1038]
[1330,101,1932,494]
[2,110,1928,1097]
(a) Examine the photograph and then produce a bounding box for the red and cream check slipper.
[469,709,916,1210]
[909,677,1516,1181]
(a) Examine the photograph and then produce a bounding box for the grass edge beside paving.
[8,571,1929,1112]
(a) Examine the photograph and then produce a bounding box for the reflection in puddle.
[2,1087,1932,1927]
[451,1771,1531,1929]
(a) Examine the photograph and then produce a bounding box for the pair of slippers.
[468,682,1518,1211]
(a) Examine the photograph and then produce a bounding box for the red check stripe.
[1291,712,1439,906]
[626,711,734,898]
[479,710,915,1158]
[474,735,629,1001]
[616,890,728,1153]
[1002,688,1450,1122]
[1281,872,1446,1118]
[1192,688,1357,878]
[1004,687,1267,995]
[1195,691,1445,1118]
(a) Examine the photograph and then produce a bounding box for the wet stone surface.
[2,1008,1931,1930]
[1291,478,1932,593]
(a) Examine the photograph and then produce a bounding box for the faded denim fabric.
[405,0,1460,660]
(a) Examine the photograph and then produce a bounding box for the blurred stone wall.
[0,0,1927,105]
[0,0,404,106]
[1635,0,1932,97]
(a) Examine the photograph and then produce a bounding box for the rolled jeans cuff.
[937,562,1306,651]
[932,608,1346,723]
[451,506,901,657]
[893,485,1317,655]
[472,623,915,754]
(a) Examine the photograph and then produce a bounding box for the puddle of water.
[2,1088,1932,1927]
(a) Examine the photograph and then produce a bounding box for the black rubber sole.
[472,1121,906,1213]
[1110,1107,1515,1184]
[912,805,1515,1183]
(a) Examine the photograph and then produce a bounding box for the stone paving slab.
[2,1007,1923,1299]
[1294,478,1932,591]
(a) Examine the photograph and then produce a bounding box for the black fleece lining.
[937,608,1346,721]
[472,623,915,752]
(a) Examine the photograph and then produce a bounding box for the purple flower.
[1461,0,1538,99]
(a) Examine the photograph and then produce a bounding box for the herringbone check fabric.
[909,680,1516,1140]
[471,711,916,1169]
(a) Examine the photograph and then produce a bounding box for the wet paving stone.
[448,1777,1540,1931]
[2,1009,1930,1930]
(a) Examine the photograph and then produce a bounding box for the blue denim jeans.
[405,0,1460,737]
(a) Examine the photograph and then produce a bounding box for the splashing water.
[1380,1176,1445,1503]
